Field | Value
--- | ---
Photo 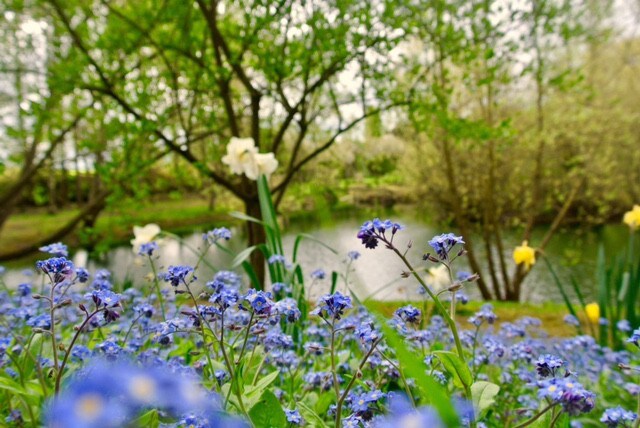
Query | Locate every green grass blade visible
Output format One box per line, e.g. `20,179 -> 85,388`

372,312 -> 460,427
542,256 -> 577,318
292,233 -> 338,263
228,210 -> 264,225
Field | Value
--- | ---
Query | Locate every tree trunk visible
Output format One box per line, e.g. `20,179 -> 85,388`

244,198 -> 266,290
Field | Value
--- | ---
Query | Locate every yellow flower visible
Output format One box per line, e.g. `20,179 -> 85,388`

513,241 -> 536,270
585,302 -> 600,324
623,205 -> 640,230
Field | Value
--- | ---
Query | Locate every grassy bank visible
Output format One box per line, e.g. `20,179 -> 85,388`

0,196 -> 237,257
0,186 -> 398,258
366,300 -> 577,337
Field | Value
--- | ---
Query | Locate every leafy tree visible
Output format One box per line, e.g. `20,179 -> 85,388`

35,0 -> 409,283
0,2 -> 171,259
403,0 -> 595,300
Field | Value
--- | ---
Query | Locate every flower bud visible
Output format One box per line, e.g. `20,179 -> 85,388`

32,294 -> 42,300
57,298 -> 72,308
448,282 -> 463,292
464,273 -> 480,283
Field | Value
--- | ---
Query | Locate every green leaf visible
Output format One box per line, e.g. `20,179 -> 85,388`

471,381 -> 500,418
373,313 -> 460,427
298,401 -> 329,428
0,376 -> 28,396
133,409 -> 160,428
542,256 -> 578,318
248,390 -> 287,428
258,175 -> 284,256
231,245 -> 259,268
292,233 -> 338,263
330,271 -> 339,294
433,351 -> 473,389
245,370 -> 280,401
229,211 -> 263,224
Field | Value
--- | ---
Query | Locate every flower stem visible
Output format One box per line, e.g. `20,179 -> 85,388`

330,319 -> 341,399
390,247 -> 475,425
335,337 -> 382,428
49,282 -> 59,373
148,256 -> 166,321
513,403 -> 558,428
55,308 -> 103,394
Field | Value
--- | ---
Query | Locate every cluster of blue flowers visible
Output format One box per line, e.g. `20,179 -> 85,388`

311,291 -> 353,320
427,233 -> 465,261
357,218 -> 403,249
47,360 -> 247,427
0,222 -> 638,427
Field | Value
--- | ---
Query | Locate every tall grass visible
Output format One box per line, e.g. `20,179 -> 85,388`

545,231 -> 639,348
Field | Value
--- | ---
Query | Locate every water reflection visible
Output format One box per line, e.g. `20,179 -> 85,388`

1,216 -> 630,304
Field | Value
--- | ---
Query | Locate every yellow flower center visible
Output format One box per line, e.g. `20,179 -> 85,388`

75,394 -> 104,421
129,375 -> 157,403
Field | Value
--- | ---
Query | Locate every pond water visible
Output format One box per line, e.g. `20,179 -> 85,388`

0,212 -> 630,304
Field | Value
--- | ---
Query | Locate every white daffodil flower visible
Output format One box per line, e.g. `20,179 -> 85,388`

131,224 -> 161,253
425,264 -> 450,292
221,137 -> 258,176
221,137 -> 278,180
245,152 -> 278,180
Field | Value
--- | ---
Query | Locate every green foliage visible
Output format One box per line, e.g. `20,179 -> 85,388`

373,311 -> 460,426
133,409 -> 160,428
545,228 -> 640,349
471,381 -> 500,420
433,350 -> 473,389
248,390 -> 287,428
595,233 -> 640,348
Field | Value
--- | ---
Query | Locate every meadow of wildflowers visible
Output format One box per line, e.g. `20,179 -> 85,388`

2,164 -> 640,428
0,215 -> 639,428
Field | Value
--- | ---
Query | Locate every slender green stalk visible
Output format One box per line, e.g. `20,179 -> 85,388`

379,350 -> 415,407
392,250 -> 466,370
183,282 -> 216,381
55,307 -> 104,394
330,319 -> 341,399
236,312 -> 255,365
48,280 -> 60,373
549,407 -> 562,427
147,256 -> 166,321
121,313 -> 145,348
390,247 -> 474,422
514,403 -> 558,428
219,312 -> 249,419
334,337 -> 383,427
450,291 -> 457,320
634,387 -> 640,428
